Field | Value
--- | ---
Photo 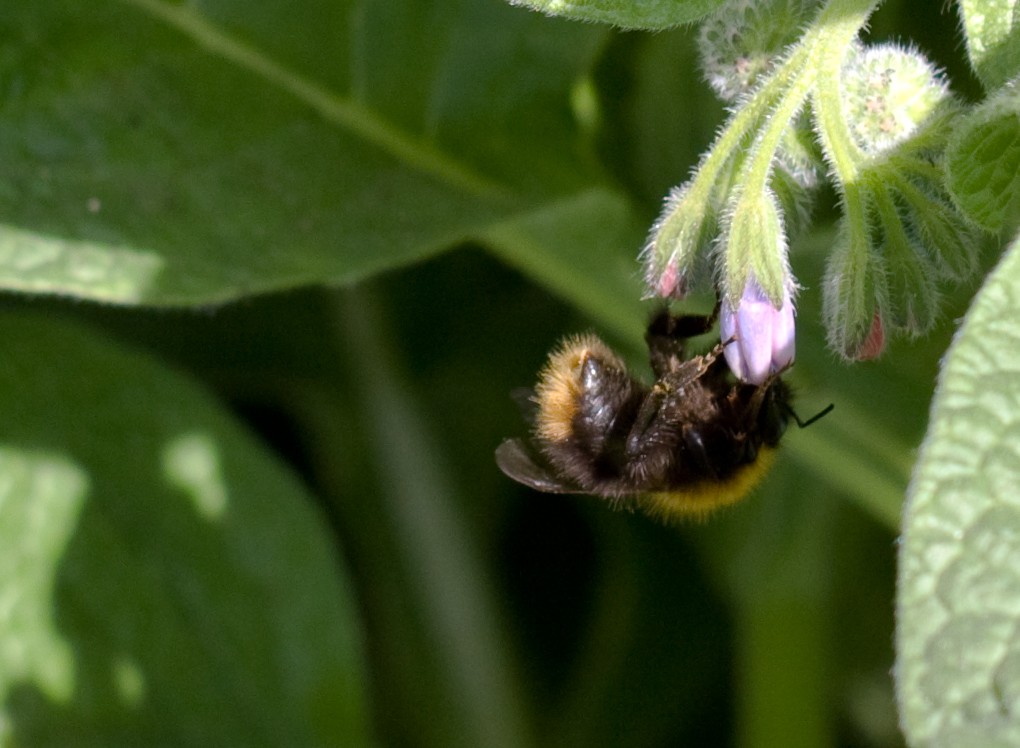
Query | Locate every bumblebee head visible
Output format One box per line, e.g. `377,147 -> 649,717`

756,378 -> 793,446
754,377 -> 832,446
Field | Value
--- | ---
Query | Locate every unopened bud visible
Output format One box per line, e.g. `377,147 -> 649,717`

853,309 -> 886,361
720,278 -> 796,384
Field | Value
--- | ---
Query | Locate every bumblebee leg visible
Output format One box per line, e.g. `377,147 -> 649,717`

647,304 -> 719,341
657,337 -> 732,396
742,372 -> 775,424
624,384 -> 668,457
646,304 -> 722,378
621,384 -> 681,489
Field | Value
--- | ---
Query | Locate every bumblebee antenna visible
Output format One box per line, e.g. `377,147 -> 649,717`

785,402 -> 834,429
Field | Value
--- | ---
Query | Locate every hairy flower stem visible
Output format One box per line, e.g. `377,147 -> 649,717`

651,0 -> 883,303
810,0 -> 884,298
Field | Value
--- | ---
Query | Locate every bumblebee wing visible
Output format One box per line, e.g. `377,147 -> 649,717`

495,438 -> 580,494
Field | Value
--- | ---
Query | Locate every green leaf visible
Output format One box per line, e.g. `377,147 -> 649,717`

0,0 -> 611,304
481,188 -> 647,342
957,0 -> 1020,90
897,232 -> 1020,747
0,313 -> 370,746
946,87 -> 1020,233
504,0 -> 723,30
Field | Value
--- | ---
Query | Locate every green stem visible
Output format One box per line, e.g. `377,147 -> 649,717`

653,0 -> 883,282
328,288 -> 533,748
682,42 -> 812,215
737,48 -> 815,200
811,0 -> 884,186
745,0 -> 882,197
806,0 -> 884,320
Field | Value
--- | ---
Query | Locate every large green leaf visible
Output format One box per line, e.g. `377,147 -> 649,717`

957,0 -> 1020,90
897,233 -> 1020,747
482,188 -> 648,341
0,0 -> 620,304
0,313 -> 370,746
504,0 -> 723,29
946,86 -> 1020,234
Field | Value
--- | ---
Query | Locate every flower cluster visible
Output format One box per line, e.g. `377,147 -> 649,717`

643,0 -> 981,373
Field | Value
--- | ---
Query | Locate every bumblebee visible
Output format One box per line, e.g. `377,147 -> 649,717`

495,309 -> 830,520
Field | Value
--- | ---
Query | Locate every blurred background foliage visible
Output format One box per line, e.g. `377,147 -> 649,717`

0,0 -> 997,745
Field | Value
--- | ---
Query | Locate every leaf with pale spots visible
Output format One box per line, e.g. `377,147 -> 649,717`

897,232 -> 1020,746
0,314 -> 370,745
958,0 -> 1020,90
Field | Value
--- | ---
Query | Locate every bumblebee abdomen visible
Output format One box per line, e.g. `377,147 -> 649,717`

643,447 -> 778,521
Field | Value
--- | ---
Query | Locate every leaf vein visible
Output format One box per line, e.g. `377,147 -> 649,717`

117,0 -> 509,199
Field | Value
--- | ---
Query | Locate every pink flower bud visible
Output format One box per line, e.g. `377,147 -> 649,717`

720,279 -> 796,384
853,309 -> 885,360
654,256 -> 688,300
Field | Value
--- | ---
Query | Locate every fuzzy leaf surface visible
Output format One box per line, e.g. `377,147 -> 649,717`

958,0 -> 1020,90
946,88 -> 1020,233
505,0 -> 723,29
897,232 -> 1020,747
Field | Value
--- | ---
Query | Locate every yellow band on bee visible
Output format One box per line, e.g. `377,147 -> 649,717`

643,446 -> 778,521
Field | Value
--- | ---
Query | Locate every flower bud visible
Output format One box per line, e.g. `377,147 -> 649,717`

720,277 -> 796,384
644,182 -> 719,299
654,256 -> 687,300
841,42 -> 949,155
698,0 -> 816,102
853,309 -> 886,361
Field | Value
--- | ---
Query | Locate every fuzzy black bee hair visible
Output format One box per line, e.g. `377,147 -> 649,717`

495,308 -> 830,520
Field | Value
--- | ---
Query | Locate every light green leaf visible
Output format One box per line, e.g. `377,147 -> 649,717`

505,0 -> 723,29
957,0 -> 1020,90
946,86 -> 1020,233
0,313 -> 370,746
897,233 -> 1020,746
0,0 -> 611,304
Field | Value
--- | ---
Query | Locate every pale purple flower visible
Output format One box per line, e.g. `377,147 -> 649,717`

720,278 -> 796,384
